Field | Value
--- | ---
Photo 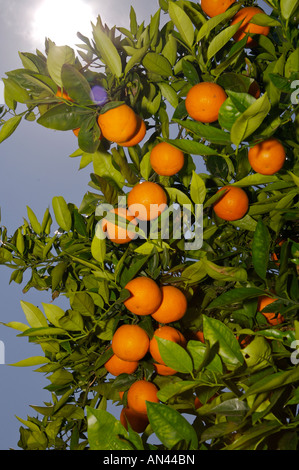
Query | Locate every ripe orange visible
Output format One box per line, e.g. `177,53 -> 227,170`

231,7 -> 270,47
101,208 -> 138,244
248,80 -> 261,99
248,138 -> 286,175
150,142 -> 185,176
185,82 -> 227,123
201,0 -> 235,18
151,285 -> 188,323
112,324 -> 150,361
119,116 -> 146,147
73,127 -> 80,136
97,104 -> 139,143
153,362 -> 177,376
120,407 -> 149,433
213,185 -> 249,221
257,295 -> 284,325
127,379 -> 159,415
55,88 -> 72,101
149,325 -> 187,365
127,181 -> 168,221
124,276 -> 162,316
104,351 -> 138,376
193,330 -> 205,343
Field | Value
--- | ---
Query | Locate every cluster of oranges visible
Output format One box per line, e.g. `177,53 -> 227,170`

201,1 -> 270,47
104,275 -> 189,431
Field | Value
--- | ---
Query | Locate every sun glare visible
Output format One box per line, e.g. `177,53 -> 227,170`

31,0 -> 95,47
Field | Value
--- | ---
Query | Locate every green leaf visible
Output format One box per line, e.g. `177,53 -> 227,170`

59,310 -> 84,332
0,115 -> 22,143
27,206 -> 42,235
92,23 -> 122,78
42,303 -> 65,328
47,43 -> 75,87
207,287 -> 263,309
244,367 -> 299,397
168,2 -> 194,48
202,258 -> 247,282
61,64 -> 92,104
190,171 -> 206,204
158,82 -> 179,108
230,93 -> 271,146
157,380 -> 196,402
9,356 -> 51,367
197,4 -> 240,42
92,150 -> 125,190
37,104 -> 91,131
187,341 -> 223,373
52,196 -> 72,231
143,52 -> 173,77
164,138 -> 217,155
20,301 -> 48,328
280,0 -> 298,20
207,22 -> 242,61
91,233 -> 106,264
174,118 -> 231,145
147,402 -> 198,449
86,407 -> 133,450
203,315 -> 244,368
2,77 -> 30,103
252,219 -> 270,280
124,45 -> 148,76
155,337 -> 194,373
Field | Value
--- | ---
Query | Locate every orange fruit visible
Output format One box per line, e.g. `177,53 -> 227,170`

150,142 -> 185,176
112,324 -> 150,361
127,181 -> 168,221
248,81 -> 261,99
104,351 -> 138,376
185,82 -> 227,123
127,380 -> 159,415
193,331 -> 205,343
151,285 -> 188,323
213,185 -> 249,221
119,116 -> 146,147
153,362 -> 177,376
120,407 -> 149,433
149,325 -> 187,365
231,7 -> 270,47
257,295 -> 284,325
97,104 -> 139,143
248,138 -> 286,175
55,88 -> 72,101
101,207 -> 138,244
201,0 -> 235,18
73,127 -> 80,136
124,276 -> 162,316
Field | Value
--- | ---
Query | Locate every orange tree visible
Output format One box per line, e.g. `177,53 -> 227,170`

0,0 -> 298,451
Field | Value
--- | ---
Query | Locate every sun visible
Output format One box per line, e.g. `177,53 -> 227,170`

31,0 -> 96,47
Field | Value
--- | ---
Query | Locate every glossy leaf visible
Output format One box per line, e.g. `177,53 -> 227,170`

47,43 -> 75,87
147,402 -> 198,449
0,115 -> 22,143
168,2 -> 194,48
86,407 -> 133,450
203,315 -> 244,368
155,337 -> 193,373
52,196 -> 72,232
252,219 -> 271,280
92,23 -> 122,78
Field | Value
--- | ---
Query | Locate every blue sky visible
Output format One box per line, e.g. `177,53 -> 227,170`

0,0 -> 162,449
